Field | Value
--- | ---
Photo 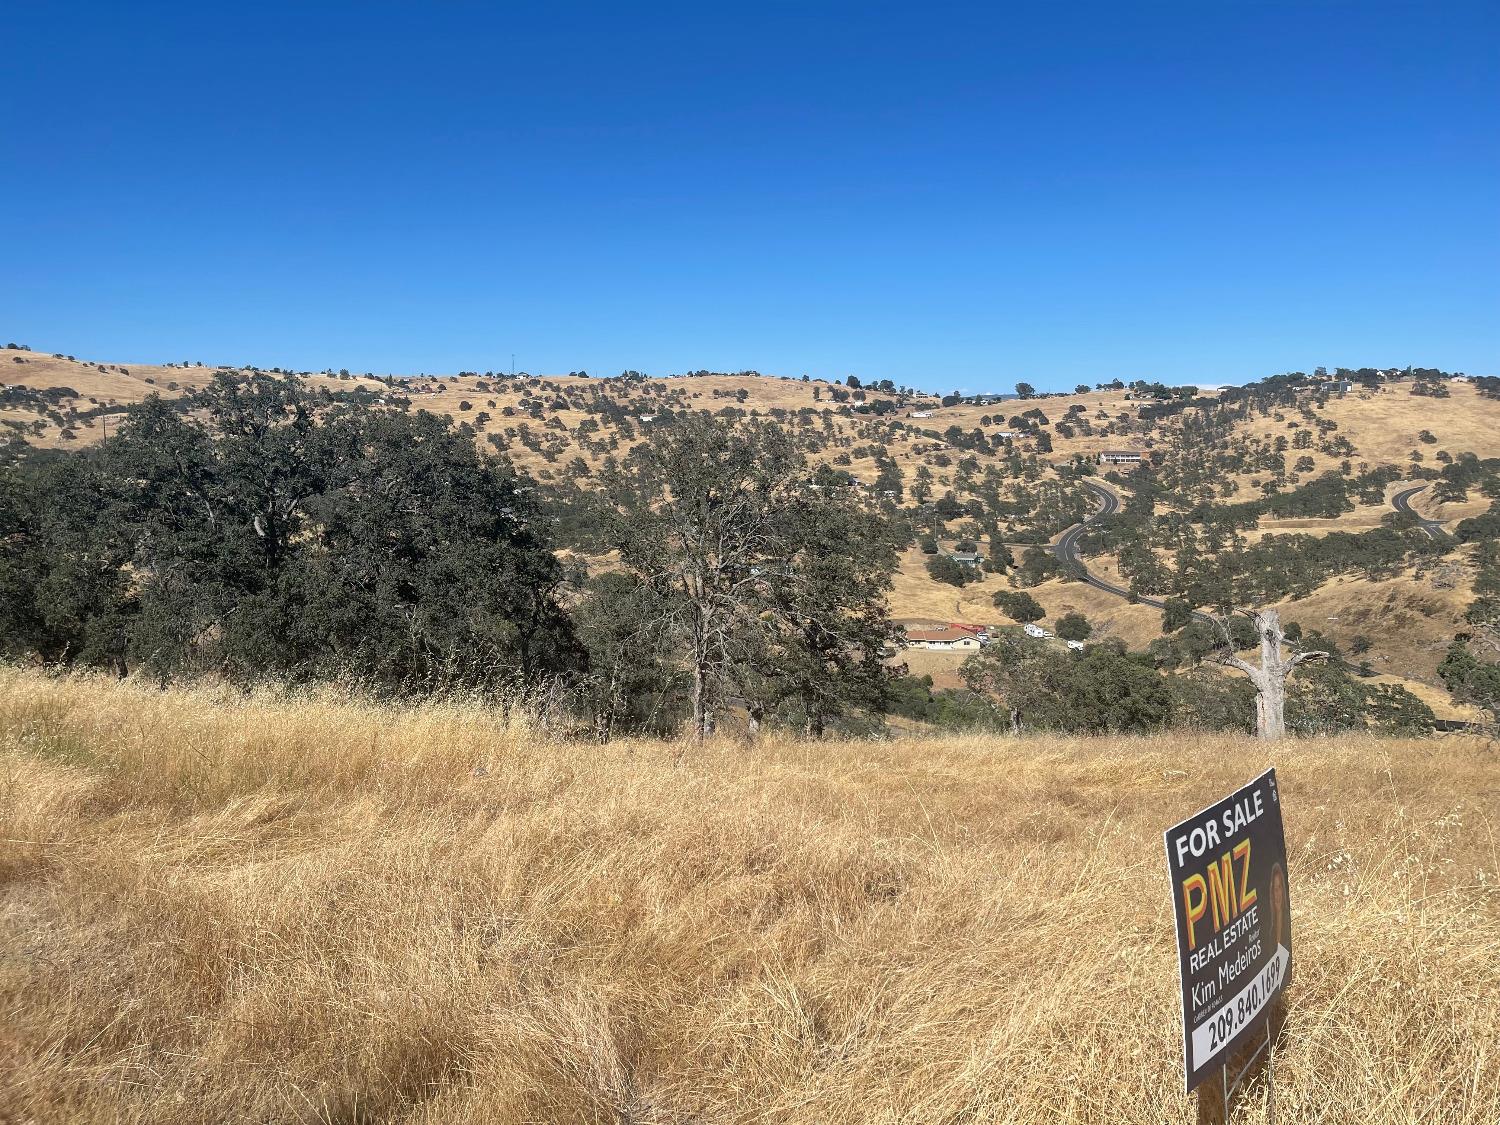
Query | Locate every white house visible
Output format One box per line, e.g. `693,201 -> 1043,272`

1099,449 -> 1143,465
903,626 -> 983,652
911,410 -> 934,419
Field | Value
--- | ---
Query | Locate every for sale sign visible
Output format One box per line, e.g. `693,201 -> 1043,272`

1164,768 -> 1292,1093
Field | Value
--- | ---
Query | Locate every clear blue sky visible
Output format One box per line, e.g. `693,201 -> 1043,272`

5,2 -> 1496,392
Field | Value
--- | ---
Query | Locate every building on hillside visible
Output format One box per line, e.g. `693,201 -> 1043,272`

1023,623 -> 1053,639
910,410 -> 934,418
903,626 -> 983,652
993,430 -> 1018,440
749,561 -> 792,578
1099,449 -> 1143,465
945,550 -> 985,569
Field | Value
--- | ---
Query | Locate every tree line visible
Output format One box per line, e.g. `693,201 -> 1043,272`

0,374 -> 899,740
0,371 -> 1458,741
2,377 -> 579,689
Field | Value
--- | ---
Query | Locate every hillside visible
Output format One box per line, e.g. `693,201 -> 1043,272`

8,350 -> 1498,505
1,670 -> 1495,1123
5,345 -> 1498,720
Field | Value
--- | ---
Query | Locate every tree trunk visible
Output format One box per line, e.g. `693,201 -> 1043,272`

1218,608 -> 1322,741
1253,610 -> 1289,741
691,658 -> 711,741
1257,675 -> 1286,741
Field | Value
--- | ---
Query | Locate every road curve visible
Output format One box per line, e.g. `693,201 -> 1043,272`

1051,480 -> 1213,620
1058,480 -> 1458,619
1053,482 -> 1223,625
1051,479 -> 1479,732
1390,484 -> 1451,542
1052,482 -> 1129,596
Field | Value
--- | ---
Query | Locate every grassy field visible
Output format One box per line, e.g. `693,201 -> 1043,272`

1,670 -> 1496,1123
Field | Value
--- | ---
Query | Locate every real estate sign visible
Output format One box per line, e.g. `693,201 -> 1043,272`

1164,768 -> 1292,1093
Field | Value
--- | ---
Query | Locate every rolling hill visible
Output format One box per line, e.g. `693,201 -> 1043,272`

4,345 -> 1497,721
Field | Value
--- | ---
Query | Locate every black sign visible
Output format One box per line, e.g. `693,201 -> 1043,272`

1163,768 -> 1292,1093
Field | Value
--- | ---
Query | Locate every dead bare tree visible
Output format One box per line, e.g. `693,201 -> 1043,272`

1213,608 -> 1327,740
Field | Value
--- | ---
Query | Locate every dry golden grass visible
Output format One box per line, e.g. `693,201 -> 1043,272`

1026,575 -> 1164,645
887,647 -> 971,690
1070,556 -> 1474,717
1413,496 -> 1492,530
1233,384 -> 1500,477
888,549 -> 1001,623
1241,503 -> 1394,542
1,669 -> 1496,1124
25,348 -> 1480,715
1269,570 -> 1474,692
0,353 -> 385,450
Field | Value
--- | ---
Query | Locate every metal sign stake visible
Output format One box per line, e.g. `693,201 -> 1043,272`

1220,1020 -> 1275,1123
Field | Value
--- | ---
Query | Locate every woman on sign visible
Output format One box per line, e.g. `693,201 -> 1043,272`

1269,862 -> 1291,956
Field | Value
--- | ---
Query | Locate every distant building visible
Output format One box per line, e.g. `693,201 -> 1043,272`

1023,623 -> 1053,639
903,626 -> 983,652
911,410 -> 934,419
1099,450 -> 1143,465
945,550 -> 985,569
749,562 -> 791,578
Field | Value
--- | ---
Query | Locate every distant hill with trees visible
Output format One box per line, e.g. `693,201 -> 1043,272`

2,346 -> 1496,736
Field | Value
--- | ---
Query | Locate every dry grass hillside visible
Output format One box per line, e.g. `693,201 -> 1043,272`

0,351 -> 385,448
8,348 -> 1496,481
1235,383 -> 1500,477
1,669 -> 1496,1124
6,345 -> 1497,716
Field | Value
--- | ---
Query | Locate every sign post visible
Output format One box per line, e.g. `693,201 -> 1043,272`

1164,768 -> 1292,1106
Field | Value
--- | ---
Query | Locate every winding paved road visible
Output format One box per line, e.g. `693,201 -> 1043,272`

1390,484 -> 1451,541
1050,479 -> 1217,619
1055,479 -> 1455,615
1385,485 -> 1476,729
1052,481 -> 1129,595
1048,478 -> 1477,731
